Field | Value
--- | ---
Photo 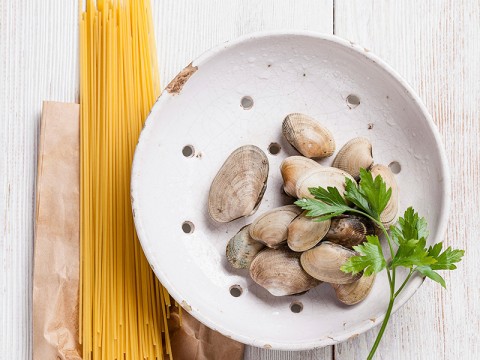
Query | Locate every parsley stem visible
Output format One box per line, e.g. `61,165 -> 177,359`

394,268 -> 414,298
367,289 -> 395,360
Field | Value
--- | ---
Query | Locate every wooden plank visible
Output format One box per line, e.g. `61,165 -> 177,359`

0,1 -> 334,359
152,0 -> 334,84
0,1 -> 79,359
153,3 -> 334,358
334,0 -> 480,358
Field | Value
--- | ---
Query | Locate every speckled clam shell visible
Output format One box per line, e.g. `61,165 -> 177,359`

282,113 -> 335,159
249,246 -> 321,296
332,274 -> 376,305
208,145 -> 268,223
249,205 -> 302,249
324,215 -> 376,249
300,241 -> 361,284
332,137 -> 374,180
295,167 -> 355,199
287,212 -> 331,252
280,156 -> 321,197
370,164 -> 398,227
226,225 -> 265,269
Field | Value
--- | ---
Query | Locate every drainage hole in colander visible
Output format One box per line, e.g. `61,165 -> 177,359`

229,285 -> 243,297
388,161 -> 401,174
290,301 -> 303,313
182,145 -> 195,158
240,96 -> 254,110
181,221 -> 195,234
346,94 -> 360,109
268,142 -> 281,155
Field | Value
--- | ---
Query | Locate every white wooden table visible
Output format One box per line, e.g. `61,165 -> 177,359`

1,1 -> 479,359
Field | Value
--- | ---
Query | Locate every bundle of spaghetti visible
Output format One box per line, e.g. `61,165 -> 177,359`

79,1 -> 177,359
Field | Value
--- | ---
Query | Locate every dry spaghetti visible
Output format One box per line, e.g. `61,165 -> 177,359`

79,1 -> 175,358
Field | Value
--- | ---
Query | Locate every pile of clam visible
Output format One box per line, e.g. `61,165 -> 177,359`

208,113 -> 398,305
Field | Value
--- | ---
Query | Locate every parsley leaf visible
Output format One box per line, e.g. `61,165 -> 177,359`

341,235 -> 386,276
294,198 -> 349,221
390,238 -> 437,269
416,266 -> 446,288
309,186 -> 347,206
344,168 -> 392,221
390,207 -> 429,245
428,244 -> 465,270
294,186 -> 351,221
292,168 -> 465,358
344,177 -> 373,216
415,244 -> 464,288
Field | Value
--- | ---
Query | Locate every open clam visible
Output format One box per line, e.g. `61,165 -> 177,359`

332,274 -> 376,305
226,225 -> 265,269
370,164 -> 398,227
280,156 -> 321,197
332,137 -> 374,180
249,205 -> 302,248
250,246 -> 321,296
287,212 -> 330,252
300,241 -> 361,284
282,113 -> 335,159
208,145 -> 268,223
324,215 -> 376,249
295,167 -> 355,199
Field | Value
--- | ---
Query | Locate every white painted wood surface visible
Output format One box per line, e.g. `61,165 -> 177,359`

1,1 -> 478,359
333,1 -> 480,359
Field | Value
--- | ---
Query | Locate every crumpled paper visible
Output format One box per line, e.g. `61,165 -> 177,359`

33,101 -> 244,360
33,101 -> 82,360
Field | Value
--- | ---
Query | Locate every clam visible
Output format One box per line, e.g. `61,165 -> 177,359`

332,274 -> 376,305
249,205 -> 302,248
324,215 -> 376,249
300,241 -> 361,284
280,156 -> 321,197
287,212 -> 331,252
249,246 -> 321,296
370,164 -> 398,227
282,113 -> 335,158
226,225 -> 265,269
208,145 -> 268,223
295,167 -> 355,199
332,137 -> 374,179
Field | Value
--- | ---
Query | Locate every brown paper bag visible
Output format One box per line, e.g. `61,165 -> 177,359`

33,101 -> 82,360
168,310 -> 245,360
33,101 -> 244,360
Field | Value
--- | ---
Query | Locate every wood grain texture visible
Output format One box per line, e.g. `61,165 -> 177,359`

2,1 -> 477,359
153,3 -> 333,359
0,1 -> 79,359
334,0 -> 480,358
0,1 -> 333,359
152,0 -> 334,85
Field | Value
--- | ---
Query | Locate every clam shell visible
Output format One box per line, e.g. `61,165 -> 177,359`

295,167 -> 355,199
208,145 -> 268,223
249,247 -> 321,296
282,113 -> 335,158
300,241 -> 361,284
332,274 -> 376,305
370,164 -> 398,227
324,215 -> 376,249
332,137 -> 374,179
287,212 -> 331,252
226,225 -> 265,269
249,205 -> 302,248
280,156 -> 321,197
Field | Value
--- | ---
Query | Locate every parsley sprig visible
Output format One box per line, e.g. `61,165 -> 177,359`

295,168 -> 464,359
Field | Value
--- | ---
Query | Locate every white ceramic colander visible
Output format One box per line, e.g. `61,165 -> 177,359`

131,31 -> 449,350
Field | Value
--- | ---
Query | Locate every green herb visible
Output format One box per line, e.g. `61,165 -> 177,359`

295,169 -> 464,359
